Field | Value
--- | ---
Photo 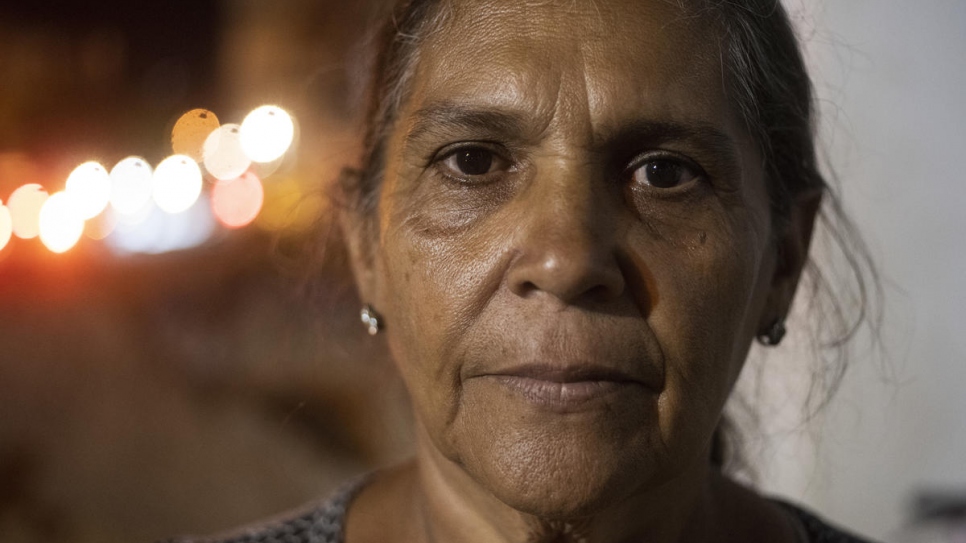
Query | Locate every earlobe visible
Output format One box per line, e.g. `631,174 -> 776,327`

760,189 -> 823,335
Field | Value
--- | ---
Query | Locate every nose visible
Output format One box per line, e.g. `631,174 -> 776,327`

506,160 -> 626,305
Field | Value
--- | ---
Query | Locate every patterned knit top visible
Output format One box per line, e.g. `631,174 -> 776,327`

168,477 -> 876,543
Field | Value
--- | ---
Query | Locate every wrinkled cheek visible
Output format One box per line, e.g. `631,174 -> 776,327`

653,234 -> 763,448
689,262 -> 756,380
376,236 -> 436,404
378,224 -> 495,441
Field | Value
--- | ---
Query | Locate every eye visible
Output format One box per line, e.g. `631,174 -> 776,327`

438,146 -> 508,179
631,158 -> 700,189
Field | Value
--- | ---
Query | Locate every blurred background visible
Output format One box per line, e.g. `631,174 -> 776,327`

0,0 -> 962,542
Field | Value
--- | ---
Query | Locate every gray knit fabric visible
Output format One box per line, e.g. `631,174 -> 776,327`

167,477 -> 877,543
164,476 -> 366,543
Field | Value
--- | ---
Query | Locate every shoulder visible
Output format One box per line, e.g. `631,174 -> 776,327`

772,500 -> 881,543
710,473 -> 878,543
162,476 -> 367,543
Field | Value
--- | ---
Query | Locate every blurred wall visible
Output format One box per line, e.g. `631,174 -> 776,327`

758,1 -> 966,540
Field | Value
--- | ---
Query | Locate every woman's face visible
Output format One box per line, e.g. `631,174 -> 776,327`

349,0 -> 804,518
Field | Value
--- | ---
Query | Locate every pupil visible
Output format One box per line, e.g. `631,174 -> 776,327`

456,149 -> 493,175
646,161 -> 680,188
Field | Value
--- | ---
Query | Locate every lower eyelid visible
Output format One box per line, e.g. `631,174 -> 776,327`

433,162 -> 496,185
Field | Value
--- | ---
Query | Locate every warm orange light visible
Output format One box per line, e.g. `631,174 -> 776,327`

65,161 -> 112,219
8,184 -> 49,239
203,124 -> 251,181
211,172 -> 264,229
0,153 -> 43,187
0,203 -> 12,251
172,109 -> 220,162
38,192 -> 85,253
255,175 -> 324,232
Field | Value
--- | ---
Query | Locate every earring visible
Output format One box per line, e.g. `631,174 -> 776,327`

757,319 -> 786,347
360,305 -> 381,336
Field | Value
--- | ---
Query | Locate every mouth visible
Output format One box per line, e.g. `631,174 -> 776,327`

479,364 -> 650,411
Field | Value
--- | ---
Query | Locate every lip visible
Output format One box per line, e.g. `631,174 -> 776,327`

477,364 -> 651,411
494,364 -> 639,383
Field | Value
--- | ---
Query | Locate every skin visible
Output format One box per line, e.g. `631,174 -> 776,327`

342,0 -> 819,541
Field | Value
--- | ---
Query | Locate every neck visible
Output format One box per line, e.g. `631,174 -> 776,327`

410,426 -> 720,543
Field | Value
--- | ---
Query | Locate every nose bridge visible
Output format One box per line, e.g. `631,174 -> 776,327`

528,156 -> 605,247
508,154 -> 624,303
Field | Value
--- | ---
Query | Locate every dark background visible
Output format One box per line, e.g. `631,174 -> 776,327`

0,1 -> 411,541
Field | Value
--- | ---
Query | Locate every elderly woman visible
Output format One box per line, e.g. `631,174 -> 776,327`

179,0 -> 877,541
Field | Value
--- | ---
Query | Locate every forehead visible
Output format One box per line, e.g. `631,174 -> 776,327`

407,0 -> 735,137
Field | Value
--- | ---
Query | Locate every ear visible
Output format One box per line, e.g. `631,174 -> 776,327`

760,189 -> 822,331
337,169 -> 382,308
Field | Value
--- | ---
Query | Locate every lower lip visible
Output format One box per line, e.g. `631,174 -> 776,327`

490,375 -> 644,410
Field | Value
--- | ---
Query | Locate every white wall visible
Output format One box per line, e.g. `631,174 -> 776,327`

758,1 -> 966,540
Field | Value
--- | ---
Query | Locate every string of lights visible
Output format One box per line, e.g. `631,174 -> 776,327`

0,105 -> 297,255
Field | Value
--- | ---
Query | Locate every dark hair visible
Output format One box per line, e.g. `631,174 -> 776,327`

341,0 -> 447,218
340,0 -> 881,471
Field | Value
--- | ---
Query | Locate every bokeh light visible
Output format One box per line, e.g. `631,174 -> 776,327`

107,196 -> 216,255
153,155 -> 203,214
248,153 -> 285,180
38,191 -> 85,253
110,157 -> 154,216
203,123 -> 251,180
85,211 -> 117,241
65,161 -> 112,219
240,105 -> 295,163
108,198 -> 154,227
0,106 -> 298,255
0,203 -> 12,252
172,108 -> 221,162
211,172 -> 264,229
8,184 -> 49,239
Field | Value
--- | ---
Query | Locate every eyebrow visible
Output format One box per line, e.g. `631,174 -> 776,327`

405,102 -> 529,146
598,119 -> 742,167
404,101 -> 742,169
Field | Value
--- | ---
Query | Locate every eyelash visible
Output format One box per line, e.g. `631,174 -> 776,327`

625,151 -> 706,190
432,143 -> 512,184
431,144 -> 706,190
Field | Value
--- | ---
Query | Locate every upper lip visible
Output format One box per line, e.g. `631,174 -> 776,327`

488,363 -> 641,384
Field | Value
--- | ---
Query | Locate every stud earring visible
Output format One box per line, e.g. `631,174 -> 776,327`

360,305 -> 381,336
757,319 -> 786,347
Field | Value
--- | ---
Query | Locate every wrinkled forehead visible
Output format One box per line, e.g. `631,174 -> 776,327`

405,0 -> 735,135
435,0 -> 720,52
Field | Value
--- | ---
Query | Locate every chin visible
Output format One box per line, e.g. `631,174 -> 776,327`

493,446 -> 649,519
430,376 -> 714,520
461,421 -> 668,520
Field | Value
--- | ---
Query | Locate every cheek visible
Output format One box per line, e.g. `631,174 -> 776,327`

379,160 -> 520,353
377,193 -> 510,440
639,207 -> 769,443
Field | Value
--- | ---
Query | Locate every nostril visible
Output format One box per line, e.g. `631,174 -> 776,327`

510,279 -> 540,298
585,283 -> 619,303
507,251 -> 626,304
